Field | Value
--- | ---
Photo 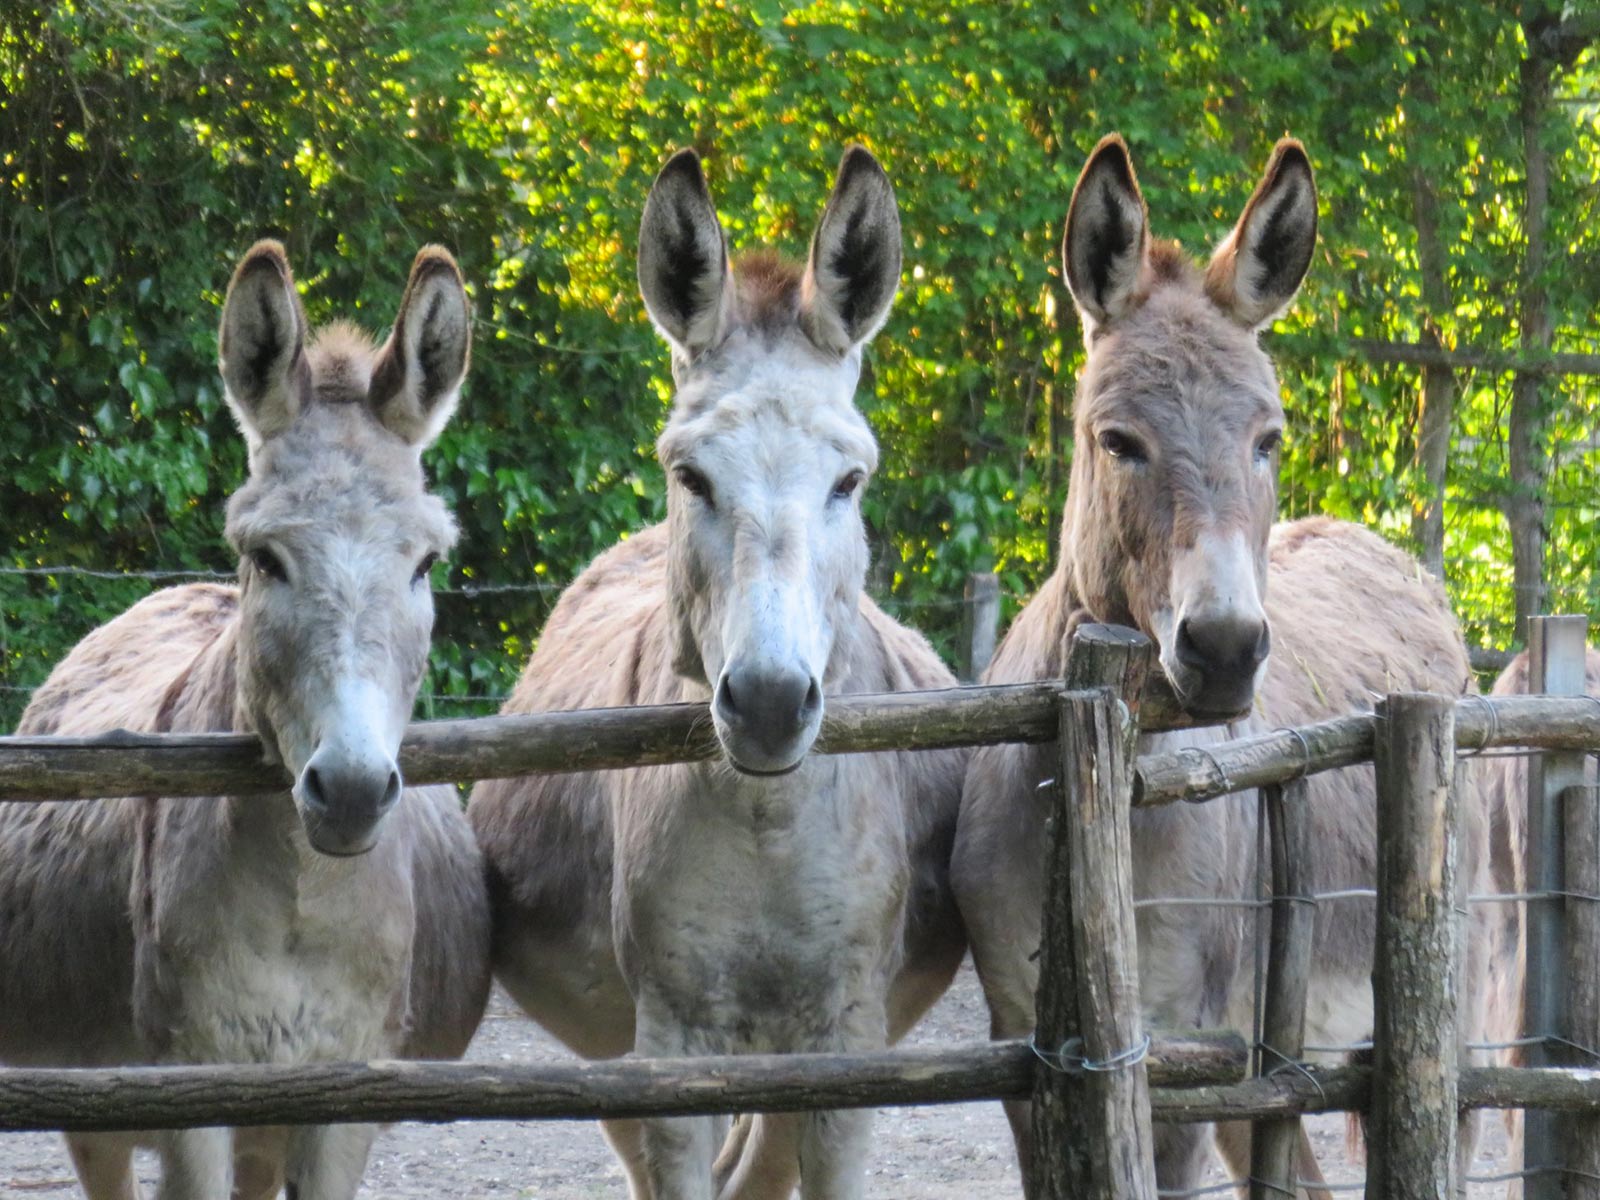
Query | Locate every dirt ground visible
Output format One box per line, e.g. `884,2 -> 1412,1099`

0,964 -> 1510,1199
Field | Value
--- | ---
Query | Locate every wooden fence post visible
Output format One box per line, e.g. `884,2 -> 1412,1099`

1249,778 -> 1316,1200
1369,691 -> 1460,1199
1030,624 -> 1157,1200
963,572 -> 1001,683
1524,613 -> 1589,1200
1565,781 -> 1600,1198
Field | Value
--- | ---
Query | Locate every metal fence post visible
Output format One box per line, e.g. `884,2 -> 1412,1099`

1525,614 -> 1590,1200
963,572 -> 1001,683
1370,691 -> 1460,1199
1030,624 -> 1157,1200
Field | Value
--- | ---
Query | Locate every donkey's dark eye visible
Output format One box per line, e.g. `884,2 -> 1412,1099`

1255,430 -> 1283,462
831,470 -> 866,502
1098,429 -> 1148,464
674,465 -> 714,507
413,551 -> 440,585
249,548 -> 287,582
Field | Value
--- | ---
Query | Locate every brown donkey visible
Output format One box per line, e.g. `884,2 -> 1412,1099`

470,148 -> 967,1200
0,243 -> 491,1200
950,137 -> 1516,1194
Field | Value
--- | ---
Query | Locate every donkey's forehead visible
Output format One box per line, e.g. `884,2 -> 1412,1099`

658,332 -> 878,468
1079,289 -> 1282,428
225,406 -> 457,551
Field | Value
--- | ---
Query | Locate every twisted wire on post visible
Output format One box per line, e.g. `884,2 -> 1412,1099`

1027,1031 -> 1151,1075
1460,693 -> 1500,756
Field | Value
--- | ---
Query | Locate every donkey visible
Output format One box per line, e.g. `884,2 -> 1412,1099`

0,241 -> 492,1200
949,136 -> 1516,1194
469,147 -> 967,1200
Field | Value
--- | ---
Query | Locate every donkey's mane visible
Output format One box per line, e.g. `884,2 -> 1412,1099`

1146,238 -> 1199,287
732,248 -> 804,333
308,320 -> 378,403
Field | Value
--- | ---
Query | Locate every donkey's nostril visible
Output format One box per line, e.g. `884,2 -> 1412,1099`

801,678 -> 822,719
380,769 -> 402,813
716,672 -> 740,719
300,766 -> 328,813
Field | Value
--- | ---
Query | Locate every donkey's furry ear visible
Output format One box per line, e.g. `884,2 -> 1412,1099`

219,240 -> 306,449
1063,135 -> 1149,332
1205,139 -> 1317,329
369,246 -> 472,447
638,149 -> 732,361
801,145 -> 902,355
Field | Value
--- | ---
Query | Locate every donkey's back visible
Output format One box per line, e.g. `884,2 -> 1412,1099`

0,582 -> 236,1068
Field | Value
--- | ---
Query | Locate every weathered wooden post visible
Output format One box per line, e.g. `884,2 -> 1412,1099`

1249,778 -> 1316,1200
1565,779 -> 1600,1196
963,572 -> 1002,683
1525,614 -> 1591,1200
1369,691 -> 1459,1199
1030,623 -> 1157,1200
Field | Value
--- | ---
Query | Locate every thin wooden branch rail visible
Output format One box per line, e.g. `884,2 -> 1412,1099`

1135,694 -> 1600,808
6,1054 -> 1597,1134
0,1033 -> 1246,1133
0,677 -> 1218,803
5,687 -> 1599,807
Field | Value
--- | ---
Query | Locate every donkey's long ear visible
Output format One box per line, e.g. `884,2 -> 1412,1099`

219,240 -> 307,450
638,149 -> 732,361
369,246 -> 472,447
1063,134 -> 1150,332
800,145 -> 902,355
1205,139 -> 1317,329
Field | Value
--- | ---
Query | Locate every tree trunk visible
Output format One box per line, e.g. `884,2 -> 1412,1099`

1406,19 -> 1455,581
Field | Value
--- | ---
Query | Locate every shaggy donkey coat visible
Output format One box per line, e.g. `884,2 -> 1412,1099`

950,136 -> 1518,1195
471,148 -> 966,1200
0,243 -> 491,1200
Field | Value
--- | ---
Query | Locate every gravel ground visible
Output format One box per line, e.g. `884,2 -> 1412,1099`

0,965 -> 1510,1198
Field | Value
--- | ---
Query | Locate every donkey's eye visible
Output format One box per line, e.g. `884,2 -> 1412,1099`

249,548 -> 287,582
413,551 -> 440,585
1255,430 -> 1283,463
830,470 -> 865,502
674,465 -> 714,507
1098,429 -> 1148,464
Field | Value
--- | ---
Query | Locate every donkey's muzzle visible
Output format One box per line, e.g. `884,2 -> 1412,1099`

295,753 -> 403,856
713,660 -> 824,775
1172,611 -> 1271,717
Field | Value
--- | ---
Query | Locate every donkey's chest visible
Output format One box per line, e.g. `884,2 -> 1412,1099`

617,778 -> 907,1030
144,858 -> 415,1064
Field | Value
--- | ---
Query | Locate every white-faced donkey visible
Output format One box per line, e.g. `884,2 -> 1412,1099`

950,136 -> 1520,1195
470,148 -> 968,1200
0,242 -> 492,1200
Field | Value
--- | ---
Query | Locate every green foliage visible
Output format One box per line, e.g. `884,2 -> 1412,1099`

2,1 -> 1596,730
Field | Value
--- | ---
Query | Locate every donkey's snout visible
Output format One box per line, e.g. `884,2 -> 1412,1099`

713,661 -> 823,775
296,751 -> 402,857
1172,611 -> 1271,716
1176,612 -> 1271,676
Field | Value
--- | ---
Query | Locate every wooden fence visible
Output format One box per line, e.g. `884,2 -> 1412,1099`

2,617 -> 1599,1198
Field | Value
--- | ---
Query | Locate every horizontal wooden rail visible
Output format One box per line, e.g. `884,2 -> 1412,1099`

0,1032 -> 1245,1133
6,1050 -> 1596,1133
0,677 -> 1215,803
1152,1066 -> 1600,1122
1135,695 -> 1600,807
4,690 -> 1596,806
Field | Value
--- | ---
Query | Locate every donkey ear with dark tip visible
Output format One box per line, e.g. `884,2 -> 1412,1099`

801,145 -> 902,355
219,240 -> 307,451
368,246 -> 472,448
638,149 -> 732,361
1063,134 -> 1150,332
1205,139 -> 1318,329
